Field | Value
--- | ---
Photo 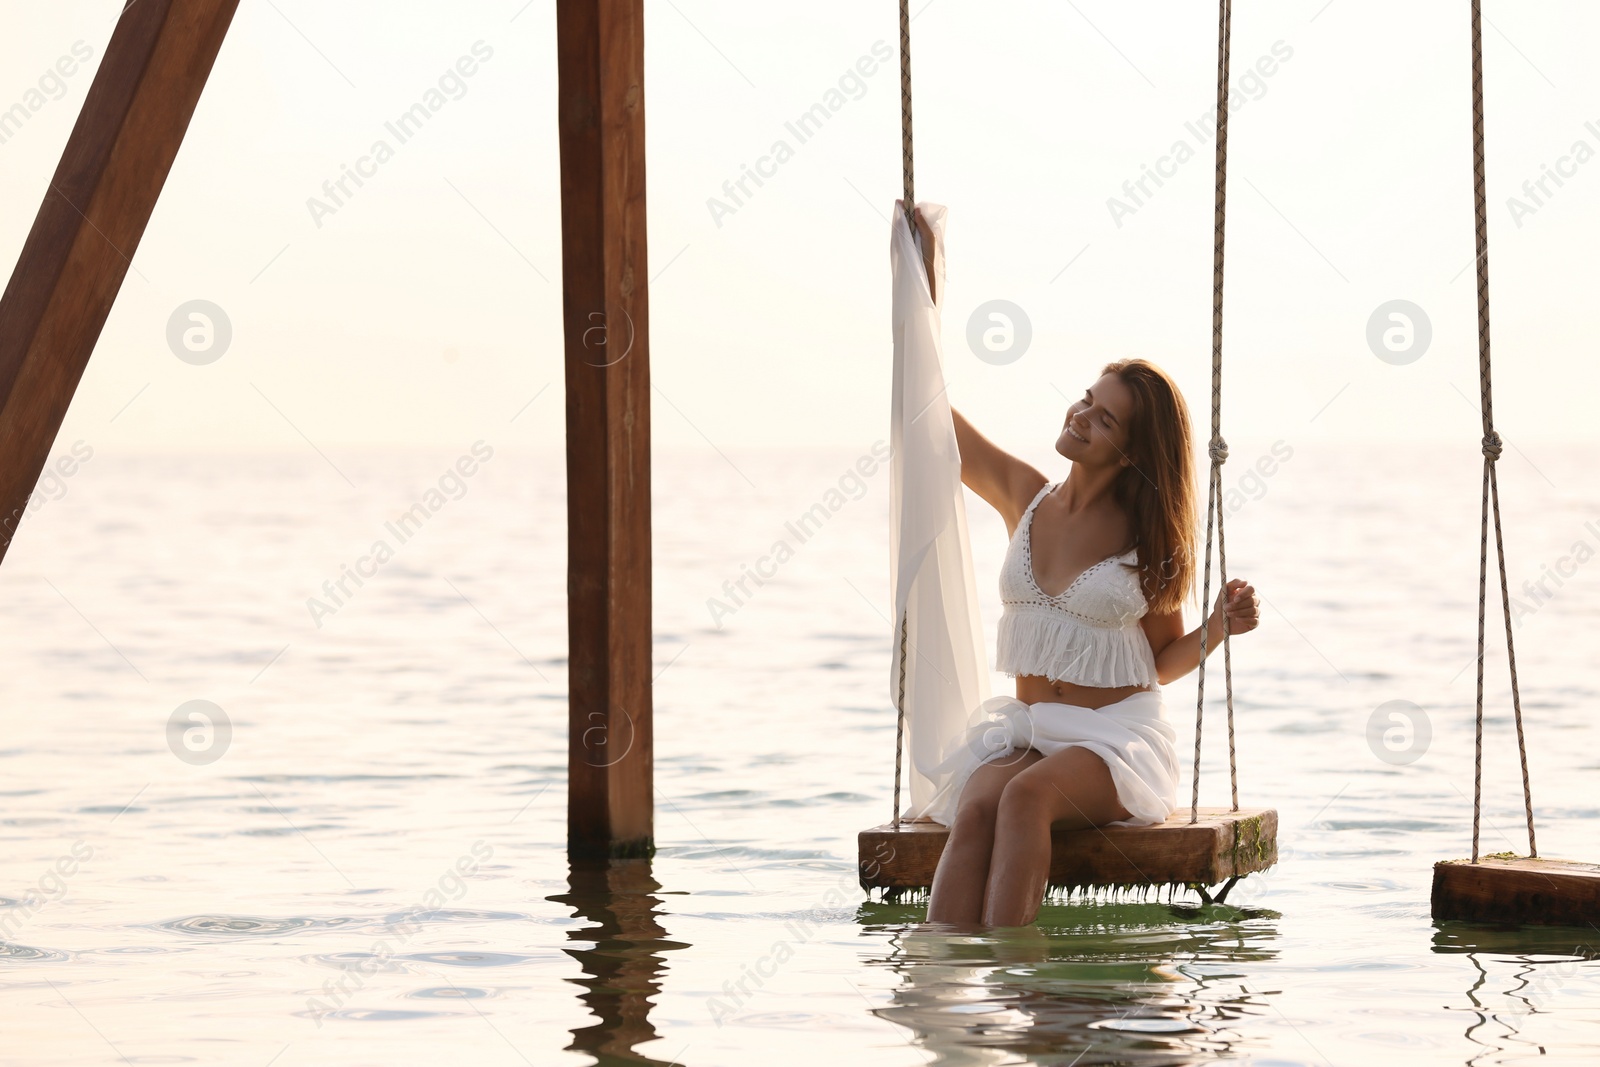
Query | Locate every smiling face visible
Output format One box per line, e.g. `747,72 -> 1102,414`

1055,372 -> 1136,465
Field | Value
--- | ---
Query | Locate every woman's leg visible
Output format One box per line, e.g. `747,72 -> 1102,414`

980,746 -> 1132,927
925,749 -> 1043,925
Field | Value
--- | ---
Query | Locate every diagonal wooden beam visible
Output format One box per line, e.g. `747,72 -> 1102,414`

557,0 -> 653,859
0,0 -> 240,564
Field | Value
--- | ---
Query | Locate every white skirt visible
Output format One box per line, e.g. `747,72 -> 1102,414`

902,688 -> 1180,829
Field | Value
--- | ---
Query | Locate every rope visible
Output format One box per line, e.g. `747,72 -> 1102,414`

899,0 -> 914,229
1191,0 -> 1239,824
893,617 -> 908,827
1468,0 -> 1536,863
891,0 -> 913,829
1220,464 -> 1239,811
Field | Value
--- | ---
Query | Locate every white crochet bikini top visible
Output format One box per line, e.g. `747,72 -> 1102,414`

995,482 -> 1160,688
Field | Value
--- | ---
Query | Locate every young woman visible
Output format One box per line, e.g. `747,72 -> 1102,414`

904,208 -> 1261,928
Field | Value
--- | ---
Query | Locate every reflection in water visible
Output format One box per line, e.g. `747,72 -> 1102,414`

859,899 -> 1282,1066
548,858 -> 690,1066
1433,923 -> 1600,1066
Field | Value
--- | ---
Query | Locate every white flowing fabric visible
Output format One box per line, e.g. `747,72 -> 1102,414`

911,691 -> 1181,830
888,202 -> 992,824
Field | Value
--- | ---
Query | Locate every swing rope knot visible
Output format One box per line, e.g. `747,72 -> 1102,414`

1480,430 -> 1502,461
1208,436 -> 1229,465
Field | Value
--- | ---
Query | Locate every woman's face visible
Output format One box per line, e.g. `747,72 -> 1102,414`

1055,372 -> 1135,465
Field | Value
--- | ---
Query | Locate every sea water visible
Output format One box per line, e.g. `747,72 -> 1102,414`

2,439 -> 1598,1065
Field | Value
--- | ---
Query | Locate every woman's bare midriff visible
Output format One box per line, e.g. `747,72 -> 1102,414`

1015,674 -> 1152,710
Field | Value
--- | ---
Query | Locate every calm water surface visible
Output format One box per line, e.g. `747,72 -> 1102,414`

2,440 -> 1598,1065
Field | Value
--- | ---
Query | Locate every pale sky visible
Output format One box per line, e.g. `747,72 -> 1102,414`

2,0 -> 1598,456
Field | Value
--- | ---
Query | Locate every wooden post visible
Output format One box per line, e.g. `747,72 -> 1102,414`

557,0 -> 653,859
0,0 -> 240,565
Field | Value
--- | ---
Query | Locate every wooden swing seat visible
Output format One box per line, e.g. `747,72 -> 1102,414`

859,806 -> 1277,896
1432,855 -> 1600,927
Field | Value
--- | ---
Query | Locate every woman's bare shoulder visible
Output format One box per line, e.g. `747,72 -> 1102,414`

999,468 -> 1050,538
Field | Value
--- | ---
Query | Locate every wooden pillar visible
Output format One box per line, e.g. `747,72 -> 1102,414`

0,0 -> 240,565
557,0 -> 652,859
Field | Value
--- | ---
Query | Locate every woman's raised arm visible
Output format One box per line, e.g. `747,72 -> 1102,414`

951,407 -> 1046,536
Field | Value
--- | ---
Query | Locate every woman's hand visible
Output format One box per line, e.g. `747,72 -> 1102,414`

1209,578 -> 1259,637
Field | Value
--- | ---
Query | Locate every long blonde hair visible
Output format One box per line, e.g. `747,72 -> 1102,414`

1101,358 -> 1199,616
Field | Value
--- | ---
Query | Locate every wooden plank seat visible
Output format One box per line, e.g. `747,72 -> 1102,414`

1432,855 -> 1600,927
859,807 -> 1278,901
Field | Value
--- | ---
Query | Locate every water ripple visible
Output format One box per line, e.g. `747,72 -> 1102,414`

401,951 -> 535,968
409,985 -> 492,1000
296,1007 -> 457,1023
0,941 -> 69,962
383,909 -> 529,925
155,915 -> 319,938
